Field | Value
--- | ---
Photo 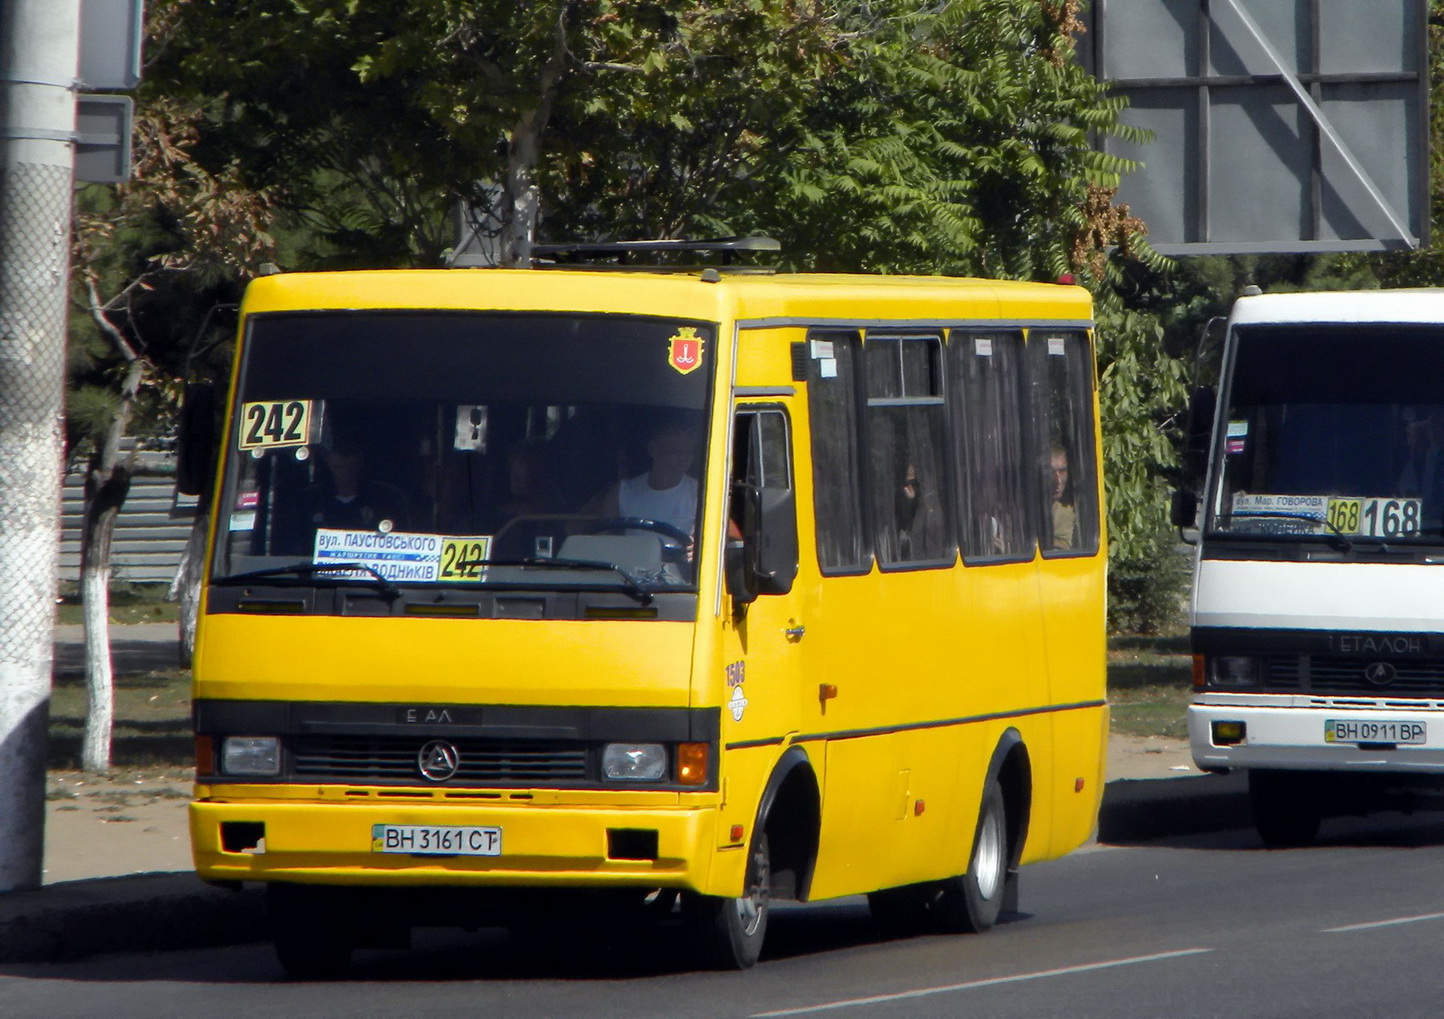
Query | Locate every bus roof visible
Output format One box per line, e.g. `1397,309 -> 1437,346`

1230,288 -> 1444,327
239,268 -> 1093,328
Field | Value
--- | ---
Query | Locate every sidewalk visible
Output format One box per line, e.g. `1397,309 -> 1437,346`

0,624 -> 1246,964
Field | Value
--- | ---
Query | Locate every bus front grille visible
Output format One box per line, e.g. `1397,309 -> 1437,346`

1307,657 -> 1444,698
291,735 -> 590,786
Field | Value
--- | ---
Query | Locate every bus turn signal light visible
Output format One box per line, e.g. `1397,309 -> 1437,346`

195,735 -> 214,777
677,743 -> 709,785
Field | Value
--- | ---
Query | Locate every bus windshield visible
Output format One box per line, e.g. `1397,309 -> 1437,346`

1212,323 -> 1444,543
213,311 -> 714,591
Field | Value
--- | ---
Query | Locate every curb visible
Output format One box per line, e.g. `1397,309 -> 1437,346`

0,774 -> 1250,966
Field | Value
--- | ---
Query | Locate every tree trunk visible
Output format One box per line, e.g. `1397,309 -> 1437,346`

498,14 -> 570,267
78,482 -> 119,774
78,357 -> 145,774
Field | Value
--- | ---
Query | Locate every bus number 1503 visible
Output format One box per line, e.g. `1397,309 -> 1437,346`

1326,497 -> 1421,538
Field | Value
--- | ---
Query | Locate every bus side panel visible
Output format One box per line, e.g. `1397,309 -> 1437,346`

1036,557 -> 1108,859
1041,705 -> 1108,857
806,725 -> 988,900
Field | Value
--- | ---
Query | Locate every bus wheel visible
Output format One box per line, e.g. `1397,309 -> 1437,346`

932,781 -> 1008,934
1249,770 -> 1322,848
684,833 -> 770,969
269,884 -> 354,979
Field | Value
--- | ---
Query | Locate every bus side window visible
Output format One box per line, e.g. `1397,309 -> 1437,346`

730,407 -> 798,596
1028,331 -> 1099,555
949,331 -> 1030,562
864,334 -> 955,568
805,331 -> 871,574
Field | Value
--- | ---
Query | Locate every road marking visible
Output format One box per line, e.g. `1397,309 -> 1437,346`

749,948 -> 1215,1017
1323,911 -> 1444,933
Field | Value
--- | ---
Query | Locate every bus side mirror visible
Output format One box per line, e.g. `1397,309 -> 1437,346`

1184,386 -> 1216,483
1170,489 -> 1198,529
725,538 -> 758,605
726,484 -> 799,604
754,486 -> 798,596
176,383 -> 217,498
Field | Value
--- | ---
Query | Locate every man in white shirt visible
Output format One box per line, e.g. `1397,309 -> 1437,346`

589,420 -> 700,538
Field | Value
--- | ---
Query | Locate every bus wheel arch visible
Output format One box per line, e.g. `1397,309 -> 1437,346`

756,745 -> 821,902
932,729 -> 1031,934
987,728 -> 1032,874
685,746 -> 818,968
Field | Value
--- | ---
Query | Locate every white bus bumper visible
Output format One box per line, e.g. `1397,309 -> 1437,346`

1189,696 -> 1444,773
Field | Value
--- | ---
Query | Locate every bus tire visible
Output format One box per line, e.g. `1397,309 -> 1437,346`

1249,770 -> 1322,848
684,833 -> 770,969
932,781 -> 1008,934
269,884 -> 354,979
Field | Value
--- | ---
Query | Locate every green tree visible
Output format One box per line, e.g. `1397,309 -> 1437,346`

69,4 -> 278,770
148,0 -> 1172,631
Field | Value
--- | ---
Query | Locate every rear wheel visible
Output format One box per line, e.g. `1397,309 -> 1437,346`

1249,770 -> 1323,848
684,833 -> 770,969
932,781 -> 1009,934
269,884 -> 354,979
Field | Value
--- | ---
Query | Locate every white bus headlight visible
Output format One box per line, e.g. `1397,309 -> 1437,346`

221,736 -> 281,776
602,743 -> 667,781
1211,656 -> 1260,688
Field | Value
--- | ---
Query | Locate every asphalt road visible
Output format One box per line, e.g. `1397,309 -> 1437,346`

6,811 -> 1444,1018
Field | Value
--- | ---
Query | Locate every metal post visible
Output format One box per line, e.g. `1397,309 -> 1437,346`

0,0 -> 80,892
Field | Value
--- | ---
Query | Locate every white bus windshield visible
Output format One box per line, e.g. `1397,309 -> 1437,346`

213,312 -> 714,591
1212,324 -> 1444,543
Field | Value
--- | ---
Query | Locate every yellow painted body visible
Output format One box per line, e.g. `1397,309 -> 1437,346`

191,269 -> 1106,900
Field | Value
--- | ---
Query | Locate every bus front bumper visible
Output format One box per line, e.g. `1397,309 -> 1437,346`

1189,697 -> 1444,773
190,794 -> 739,894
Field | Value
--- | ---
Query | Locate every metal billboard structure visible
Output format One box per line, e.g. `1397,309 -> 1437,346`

1083,0 -> 1429,254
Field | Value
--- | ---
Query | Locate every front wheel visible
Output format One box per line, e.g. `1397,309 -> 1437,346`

932,781 -> 1009,934
684,833 -> 770,969
1249,770 -> 1323,848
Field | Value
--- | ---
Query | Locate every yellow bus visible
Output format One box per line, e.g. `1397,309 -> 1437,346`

185,245 -> 1107,976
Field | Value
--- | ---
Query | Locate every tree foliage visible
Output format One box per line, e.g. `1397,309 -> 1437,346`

67,0 -> 279,771
762,0 -> 1146,278
134,0 -> 1187,632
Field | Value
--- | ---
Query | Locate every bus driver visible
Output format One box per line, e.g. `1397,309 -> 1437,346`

588,419 -> 700,539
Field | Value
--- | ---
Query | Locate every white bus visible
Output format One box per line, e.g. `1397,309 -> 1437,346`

1176,288 -> 1444,846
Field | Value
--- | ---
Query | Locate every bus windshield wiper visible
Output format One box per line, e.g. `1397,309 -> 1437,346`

220,562 -> 400,598
1216,511 -> 1353,552
473,558 -> 655,605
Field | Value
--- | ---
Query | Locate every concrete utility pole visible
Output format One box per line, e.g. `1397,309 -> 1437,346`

0,0 -> 81,892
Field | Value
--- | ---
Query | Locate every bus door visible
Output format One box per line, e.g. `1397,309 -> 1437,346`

716,402 -> 804,849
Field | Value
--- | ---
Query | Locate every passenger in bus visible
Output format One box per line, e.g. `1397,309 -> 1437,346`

306,438 -> 410,532
1049,446 -> 1077,550
1399,407 -> 1444,506
587,418 -> 699,539
497,439 -> 563,523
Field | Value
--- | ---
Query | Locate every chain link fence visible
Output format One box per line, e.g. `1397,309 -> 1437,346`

0,161 -> 70,659
0,160 -> 72,889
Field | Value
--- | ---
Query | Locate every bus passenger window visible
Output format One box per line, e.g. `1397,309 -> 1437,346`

805,332 -> 871,574
949,332 -> 1030,561
864,335 -> 954,567
1029,331 -> 1098,555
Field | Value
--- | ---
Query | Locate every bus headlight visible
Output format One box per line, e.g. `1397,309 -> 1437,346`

1211,656 -> 1261,688
221,736 -> 281,776
602,743 -> 666,781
